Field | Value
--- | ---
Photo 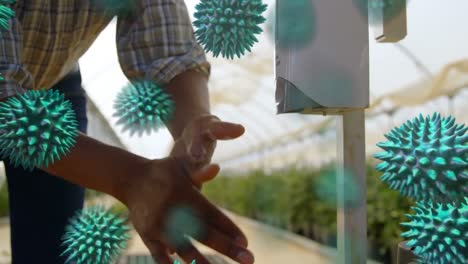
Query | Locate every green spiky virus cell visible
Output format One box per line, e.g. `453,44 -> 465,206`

374,113 -> 468,204
113,80 -> 175,137
401,198 -> 468,264
0,89 -> 78,170
61,206 -> 131,264
0,0 -> 15,30
193,0 -> 268,59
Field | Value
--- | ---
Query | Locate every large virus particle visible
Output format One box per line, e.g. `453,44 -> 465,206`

0,89 -> 78,171
265,0 -> 316,49
354,0 -> 410,26
0,0 -> 15,30
61,205 -> 131,264
401,198 -> 468,264
193,0 -> 268,59
374,113 -> 468,204
113,80 -> 175,137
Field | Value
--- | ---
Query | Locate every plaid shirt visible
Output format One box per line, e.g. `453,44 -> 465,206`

0,0 -> 210,100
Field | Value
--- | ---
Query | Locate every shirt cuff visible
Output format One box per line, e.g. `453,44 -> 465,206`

187,62 -> 211,79
143,42 -> 211,86
0,79 -> 27,101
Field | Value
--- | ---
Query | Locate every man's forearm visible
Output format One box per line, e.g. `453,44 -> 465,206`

44,132 -> 149,203
165,69 -> 211,139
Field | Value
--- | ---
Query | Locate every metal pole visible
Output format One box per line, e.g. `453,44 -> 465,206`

336,110 -> 367,263
397,241 -> 418,264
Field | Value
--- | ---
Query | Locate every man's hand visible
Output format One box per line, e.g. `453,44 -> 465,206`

170,115 -> 245,188
123,158 -> 254,264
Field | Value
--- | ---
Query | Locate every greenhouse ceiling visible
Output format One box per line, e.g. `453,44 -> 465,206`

79,0 -> 468,169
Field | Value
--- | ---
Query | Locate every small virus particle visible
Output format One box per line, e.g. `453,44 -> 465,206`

401,198 -> 468,264
0,89 -> 78,170
164,206 -> 204,250
0,0 -> 15,30
173,260 -> 196,264
61,205 -> 131,264
265,0 -> 316,49
113,80 -> 175,137
90,0 -> 136,17
374,113 -> 468,204
315,168 -> 363,209
193,0 -> 268,59
354,0 -> 410,25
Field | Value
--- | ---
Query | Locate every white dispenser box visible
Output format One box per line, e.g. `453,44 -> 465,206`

275,0 -> 370,115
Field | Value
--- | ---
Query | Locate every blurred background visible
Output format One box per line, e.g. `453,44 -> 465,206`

1,0 -> 468,263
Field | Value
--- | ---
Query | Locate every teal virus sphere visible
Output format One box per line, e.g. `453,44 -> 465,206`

0,0 -> 15,30
164,206 -> 204,249
401,198 -> 468,264
113,80 -> 175,137
0,89 -> 78,170
90,0 -> 135,17
374,113 -> 468,204
354,0 -> 410,26
193,0 -> 268,59
61,206 -> 131,264
315,168 -> 364,209
265,0 -> 316,49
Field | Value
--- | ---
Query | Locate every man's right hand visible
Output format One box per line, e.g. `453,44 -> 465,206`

121,157 -> 254,264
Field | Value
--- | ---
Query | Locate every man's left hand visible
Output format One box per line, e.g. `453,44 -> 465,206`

170,115 -> 245,188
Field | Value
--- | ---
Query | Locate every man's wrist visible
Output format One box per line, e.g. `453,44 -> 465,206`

44,133 -> 151,205
165,69 -> 211,139
112,156 -> 151,204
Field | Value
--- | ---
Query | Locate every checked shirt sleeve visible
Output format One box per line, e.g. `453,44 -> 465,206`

115,0 -> 210,86
0,7 -> 34,101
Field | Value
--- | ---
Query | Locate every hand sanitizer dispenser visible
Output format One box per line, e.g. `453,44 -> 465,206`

371,0 -> 408,42
275,0 -> 370,115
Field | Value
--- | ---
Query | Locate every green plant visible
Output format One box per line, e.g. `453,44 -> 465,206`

203,164 -> 411,262
282,168 -> 316,234
0,182 -> 9,217
367,164 -> 414,256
